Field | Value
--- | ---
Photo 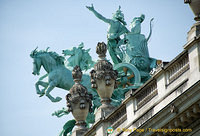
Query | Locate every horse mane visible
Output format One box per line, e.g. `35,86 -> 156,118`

36,50 -> 65,65
48,52 -> 65,65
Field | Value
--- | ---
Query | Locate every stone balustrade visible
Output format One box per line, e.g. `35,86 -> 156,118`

166,52 -> 189,85
109,105 -> 127,129
135,80 -> 158,110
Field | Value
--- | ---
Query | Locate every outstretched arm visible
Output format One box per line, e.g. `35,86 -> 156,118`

86,4 -> 111,24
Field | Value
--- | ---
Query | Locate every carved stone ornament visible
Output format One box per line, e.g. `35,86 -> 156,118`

90,42 -> 118,90
96,42 -> 107,59
90,42 -> 118,109
72,65 -> 82,83
66,66 -> 93,130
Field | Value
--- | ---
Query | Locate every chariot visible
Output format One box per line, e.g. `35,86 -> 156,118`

112,32 -> 160,89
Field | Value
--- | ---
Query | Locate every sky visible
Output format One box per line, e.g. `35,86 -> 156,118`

0,0 -> 195,136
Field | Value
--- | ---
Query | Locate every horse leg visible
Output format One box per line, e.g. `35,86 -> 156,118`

39,81 -> 49,97
45,81 -> 62,102
35,81 -> 48,96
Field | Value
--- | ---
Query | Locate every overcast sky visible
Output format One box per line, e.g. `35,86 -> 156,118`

0,0 -> 195,136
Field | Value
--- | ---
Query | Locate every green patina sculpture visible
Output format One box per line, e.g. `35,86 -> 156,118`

62,42 -> 95,71
31,5 -> 161,136
87,4 -> 158,86
52,107 -> 69,117
30,47 -> 96,103
126,14 -> 153,60
86,4 -> 129,64
119,15 -> 156,83
59,119 -> 76,136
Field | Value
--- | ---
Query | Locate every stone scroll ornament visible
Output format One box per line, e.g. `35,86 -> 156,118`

66,66 -> 93,130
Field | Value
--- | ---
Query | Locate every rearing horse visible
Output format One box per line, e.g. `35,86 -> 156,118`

30,48 -> 75,102
30,47 -> 121,108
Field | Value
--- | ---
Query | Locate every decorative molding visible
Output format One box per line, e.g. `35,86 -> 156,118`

162,102 -> 200,135
135,108 -> 154,128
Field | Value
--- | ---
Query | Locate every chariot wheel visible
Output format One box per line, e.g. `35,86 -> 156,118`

114,63 -> 141,88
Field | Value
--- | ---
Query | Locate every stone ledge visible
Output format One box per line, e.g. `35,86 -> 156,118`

184,34 -> 200,50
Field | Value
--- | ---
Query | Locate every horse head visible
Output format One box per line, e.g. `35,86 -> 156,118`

31,47 -> 66,75
30,47 -> 42,75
